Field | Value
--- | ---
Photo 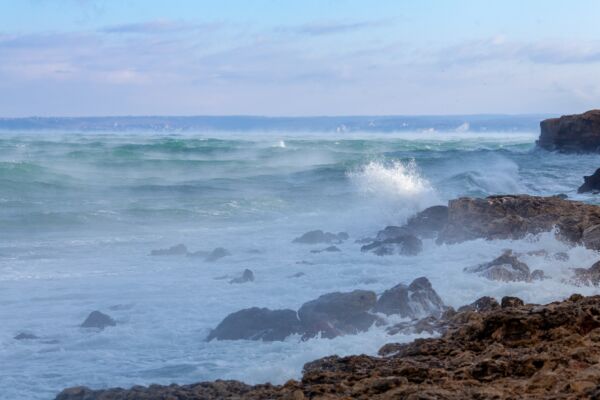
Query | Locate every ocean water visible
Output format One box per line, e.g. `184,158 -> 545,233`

2,125 -> 600,399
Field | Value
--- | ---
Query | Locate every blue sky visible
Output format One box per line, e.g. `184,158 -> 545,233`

1,0 -> 600,116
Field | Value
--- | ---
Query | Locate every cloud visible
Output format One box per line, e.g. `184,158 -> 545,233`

100,19 -> 219,35
279,19 -> 392,36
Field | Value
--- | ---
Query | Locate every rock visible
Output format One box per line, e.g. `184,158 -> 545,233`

437,195 -> 600,250
292,230 -> 348,244
229,269 -> 254,284
554,251 -> 570,261
501,296 -> 524,308
530,269 -> 547,281
81,311 -> 116,329
206,307 -> 302,341
555,193 -> 568,199
402,205 -> 449,238
288,272 -> 306,278
578,168 -> 600,193
465,250 -> 532,282
374,277 -> 445,318
360,234 -> 422,256
56,294 -> 600,400
386,315 -> 440,335
205,247 -> 230,262
310,245 -> 341,253
457,296 -> 500,313
538,110 -> 600,152
571,260 -> 600,286
298,290 -> 377,338
150,243 -> 187,256
14,332 -> 39,340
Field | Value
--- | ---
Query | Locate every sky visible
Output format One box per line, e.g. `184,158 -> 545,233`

1,0 -> 600,117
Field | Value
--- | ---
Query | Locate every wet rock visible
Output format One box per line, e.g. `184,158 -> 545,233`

150,243 -> 187,256
14,332 -> 39,340
292,230 -> 348,244
386,315 -> 439,335
501,296 -> 524,308
554,251 -> 570,261
298,290 -> 377,338
402,205 -> 449,238
374,277 -> 445,318
578,168 -> 600,193
465,250 -> 532,282
555,193 -> 568,199
437,195 -> 600,250
288,272 -> 305,278
206,307 -> 302,341
457,296 -> 500,313
205,247 -> 231,262
81,311 -> 116,329
361,234 -> 422,256
571,260 -> 600,286
538,110 -> 600,152
229,269 -> 254,284
310,245 -> 341,253
531,269 -> 547,281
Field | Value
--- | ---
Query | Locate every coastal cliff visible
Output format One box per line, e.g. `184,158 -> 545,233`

538,110 -> 600,152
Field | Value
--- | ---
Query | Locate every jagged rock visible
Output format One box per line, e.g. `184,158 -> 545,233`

386,315 -> 439,335
578,168 -> 600,193
402,205 -> 449,238
81,311 -> 116,329
457,296 -> 500,313
500,296 -> 524,308
206,307 -> 302,341
437,195 -> 600,250
538,110 -> 600,152
554,251 -> 570,261
14,332 -> 39,340
150,243 -> 187,256
292,230 -> 348,244
571,260 -> 600,286
310,245 -> 341,253
298,290 -> 377,339
360,234 -> 422,256
56,295 -> 600,400
374,277 -> 445,318
229,269 -> 254,284
465,250 -> 532,282
530,269 -> 547,281
205,247 -> 230,262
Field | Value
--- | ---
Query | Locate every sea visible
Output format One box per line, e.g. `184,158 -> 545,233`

1,115 -> 600,399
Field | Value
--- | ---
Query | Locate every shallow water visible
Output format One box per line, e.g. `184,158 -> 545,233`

2,128 -> 600,399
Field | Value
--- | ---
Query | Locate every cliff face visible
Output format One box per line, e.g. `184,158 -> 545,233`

538,110 -> 600,152
55,294 -> 600,399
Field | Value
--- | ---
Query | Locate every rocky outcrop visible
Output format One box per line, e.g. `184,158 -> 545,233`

229,269 -> 254,284
465,250 -> 546,282
538,110 -> 600,152
298,290 -> 378,339
374,277 -> 445,318
360,234 -> 422,256
292,230 -> 349,244
571,260 -> 600,287
81,311 -> 116,329
14,332 -> 39,340
56,294 -> 600,400
579,168 -> 600,193
206,308 -> 302,341
150,243 -> 187,256
437,195 -> 600,249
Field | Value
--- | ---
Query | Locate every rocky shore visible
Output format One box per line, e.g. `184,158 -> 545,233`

538,109 -> 600,152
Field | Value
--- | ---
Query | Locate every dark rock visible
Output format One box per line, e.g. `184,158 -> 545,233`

554,251 -> 570,261
289,272 -> 306,278
207,308 -> 302,341
538,110 -> 600,152
465,250 -> 532,282
14,332 -> 39,340
150,243 -> 187,256
457,296 -> 500,313
310,245 -> 341,253
571,260 -> 600,286
293,230 -> 348,244
205,247 -> 231,262
501,296 -> 524,308
530,269 -> 546,281
374,277 -> 445,318
403,205 -> 449,238
578,168 -> 600,193
81,311 -> 116,329
229,269 -> 254,284
361,234 -> 422,256
554,193 -> 568,199
298,290 -> 377,339
436,195 -> 600,250
386,315 -> 439,335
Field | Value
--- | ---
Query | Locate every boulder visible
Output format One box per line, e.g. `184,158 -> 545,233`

571,260 -> 600,286
579,168 -> 600,193
437,195 -> 600,250
465,250 -> 532,282
374,277 -> 445,318
81,311 -> 116,329
500,296 -> 524,308
538,110 -> 600,152
310,245 -> 341,253
457,296 -> 500,313
360,234 -> 422,256
229,269 -> 254,284
14,332 -> 39,340
206,307 -> 302,341
150,244 -> 188,256
402,205 -> 449,238
298,290 -> 377,338
293,230 -> 348,244
205,247 -> 230,262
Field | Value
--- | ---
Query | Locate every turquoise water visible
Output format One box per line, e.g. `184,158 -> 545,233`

2,129 -> 600,399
